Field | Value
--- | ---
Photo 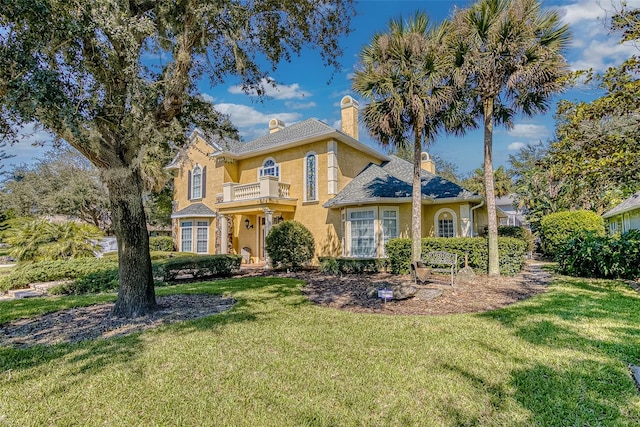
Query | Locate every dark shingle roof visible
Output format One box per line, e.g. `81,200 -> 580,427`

324,156 -> 480,208
603,191 -> 640,218
171,203 -> 217,218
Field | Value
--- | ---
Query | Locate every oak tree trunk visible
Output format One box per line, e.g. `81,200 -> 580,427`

104,166 -> 156,317
483,98 -> 500,276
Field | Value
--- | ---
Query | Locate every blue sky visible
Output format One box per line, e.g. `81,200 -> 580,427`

6,0 -> 639,175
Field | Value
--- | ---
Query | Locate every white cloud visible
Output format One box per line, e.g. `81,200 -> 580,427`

571,38 -> 638,71
557,0 -> 640,71
200,93 -> 215,104
556,0 -> 608,26
215,103 -> 301,128
228,78 -> 311,100
285,101 -> 317,110
507,124 -> 550,140
508,142 -> 526,151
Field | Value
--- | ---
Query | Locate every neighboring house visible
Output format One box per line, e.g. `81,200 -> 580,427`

168,96 -> 495,262
602,191 -> 640,235
496,195 -> 527,227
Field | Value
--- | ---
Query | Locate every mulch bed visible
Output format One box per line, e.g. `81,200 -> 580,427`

297,261 -> 552,315
0,294 -> 235,348
0,262 -> 552,348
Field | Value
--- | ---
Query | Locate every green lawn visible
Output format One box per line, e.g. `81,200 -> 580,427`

1,274 -> 639,426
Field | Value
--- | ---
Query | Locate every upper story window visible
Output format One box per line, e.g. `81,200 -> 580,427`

259,158 -> 280,179
188,165 -> 206,200
305,152 -> 317,202
192,165 -> 202,199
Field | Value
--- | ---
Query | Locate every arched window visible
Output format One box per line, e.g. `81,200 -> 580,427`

434,208 -> 457,238
304,152 -> 317,201
259,158 -> 280,178
191,165 -> 202,199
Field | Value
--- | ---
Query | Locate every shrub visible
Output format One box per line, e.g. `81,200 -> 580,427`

0,257 -> 118,292
556,230 -> 640,279
385,237 -> 527,276
318,257 -> 387,274
149,236 -> 175,252
265,220 -> 315,271
498,226 -> 535,253
4,219 -> 103,261
539,210 -> 604,256
158,255 -> 242,282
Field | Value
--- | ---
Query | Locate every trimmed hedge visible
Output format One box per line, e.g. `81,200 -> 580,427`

498,226 -> 535,253
539,210 -> 605,256
0,258 -> 119,292
149,236 -> 175,252
556,230 -> 640,279
385,237 -> 527,276
158,255 -> 242,282
318,257 -> 387,274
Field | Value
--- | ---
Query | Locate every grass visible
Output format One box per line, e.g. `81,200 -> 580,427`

1,274 -> 639,426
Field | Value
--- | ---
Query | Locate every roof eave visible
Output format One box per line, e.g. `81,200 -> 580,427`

213,129 -> 390,162
603,205 -> 640,219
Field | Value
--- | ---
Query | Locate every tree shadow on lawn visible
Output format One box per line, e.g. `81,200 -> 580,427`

0,334 -> 143,383
480,276 -> 640,423
0,278 -> 305,376
158,277 -> 309,335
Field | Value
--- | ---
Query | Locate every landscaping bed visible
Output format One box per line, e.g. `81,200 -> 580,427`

299,260 -> 551,315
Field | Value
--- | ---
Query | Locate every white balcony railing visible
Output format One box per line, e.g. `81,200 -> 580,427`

220,175 -> 291,203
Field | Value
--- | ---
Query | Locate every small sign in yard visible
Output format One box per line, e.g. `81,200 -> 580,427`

377,288 -> 393,302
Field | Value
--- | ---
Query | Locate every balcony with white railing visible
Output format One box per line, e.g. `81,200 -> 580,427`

219,175 -> 292,203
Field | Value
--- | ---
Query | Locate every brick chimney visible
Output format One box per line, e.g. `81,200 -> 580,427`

340,95 -> 359,140
421,152 -> 435,174
269,118 -> 285,133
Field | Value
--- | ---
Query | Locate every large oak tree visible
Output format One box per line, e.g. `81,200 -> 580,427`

0,0 -> 354,317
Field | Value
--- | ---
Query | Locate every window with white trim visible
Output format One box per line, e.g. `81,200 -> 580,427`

181,221 -> 193,252
259,158 -> 280,179
381,209 -> 398,256
349,209 -> 376,257
196,221 -> 209,253
435,209 -> 457,238
304,152 -> 317,201
192,166 -> 202,199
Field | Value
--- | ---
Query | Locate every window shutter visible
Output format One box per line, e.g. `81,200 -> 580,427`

187,170 -> 192,200
201,166 -> 207,198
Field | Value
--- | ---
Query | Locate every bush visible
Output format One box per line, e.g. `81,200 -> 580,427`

158,255 -> 242,282
265,220 -> 315,271
498,226 -> 535,253
4,219 -> 103,261
556,230 -> 640,279
385,237 -> 527,276
539,210 -> 605,256
318,257 -> 387,274
0,257 -> 118,292
149,236 -> 175,252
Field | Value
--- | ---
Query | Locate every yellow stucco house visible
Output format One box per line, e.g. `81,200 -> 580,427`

168,96 -> 493,263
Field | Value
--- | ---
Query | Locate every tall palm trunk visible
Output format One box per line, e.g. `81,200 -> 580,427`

483,97 -> 500,276
104,166 -> 156,317
412,128 -> 423,262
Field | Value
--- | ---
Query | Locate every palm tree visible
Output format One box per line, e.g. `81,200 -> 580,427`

352,13 -> 453,262
449,0 -> 570,275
